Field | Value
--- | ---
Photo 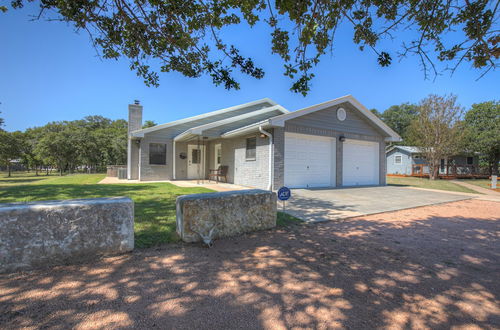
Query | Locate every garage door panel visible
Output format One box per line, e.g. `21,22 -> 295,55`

284,133 -> 335,188
342,139 -> 379,186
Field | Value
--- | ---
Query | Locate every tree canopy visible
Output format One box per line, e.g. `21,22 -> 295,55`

5,0 -> 499,95
11,116 -> 128,175
464,100 -> 500,174
142,120 -> 157,129
380,103 -> 419,143
408,94 -> 466,179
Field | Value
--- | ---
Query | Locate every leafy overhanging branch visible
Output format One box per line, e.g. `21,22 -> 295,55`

6,0 -> 500,95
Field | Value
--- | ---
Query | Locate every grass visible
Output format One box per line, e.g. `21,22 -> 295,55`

456,179 -> 492,189
277,211 -> 302,227
387,176 -> 479,194
0,172 -> 213,248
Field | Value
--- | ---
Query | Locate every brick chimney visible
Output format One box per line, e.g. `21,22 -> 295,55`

128,100 -> 143,134
127,100 -> 143,180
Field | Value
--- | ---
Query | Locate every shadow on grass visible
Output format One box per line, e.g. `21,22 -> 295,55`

0,201 -> 498,328
0,178 -> 47,184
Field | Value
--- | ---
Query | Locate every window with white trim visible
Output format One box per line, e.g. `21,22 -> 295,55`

394,155 -> 402,164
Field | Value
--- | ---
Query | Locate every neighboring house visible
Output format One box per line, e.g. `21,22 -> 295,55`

386,145 -> 481,177
127,95 -> 401,189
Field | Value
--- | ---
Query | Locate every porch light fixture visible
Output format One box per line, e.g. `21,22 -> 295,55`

260,133 -> 268,138
339,135 -> 346,142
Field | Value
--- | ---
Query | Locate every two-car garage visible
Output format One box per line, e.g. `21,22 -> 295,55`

284,132 -> 380,188
274,96 -> 400,189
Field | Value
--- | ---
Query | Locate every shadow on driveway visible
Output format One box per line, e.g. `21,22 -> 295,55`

0,200 -> 498,329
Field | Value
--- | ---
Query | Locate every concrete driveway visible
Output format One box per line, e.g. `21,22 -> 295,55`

283,186 -> 475,222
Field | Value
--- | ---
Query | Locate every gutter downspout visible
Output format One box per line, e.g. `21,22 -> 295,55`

172,141 -> 176,180
259,126 -> 273,191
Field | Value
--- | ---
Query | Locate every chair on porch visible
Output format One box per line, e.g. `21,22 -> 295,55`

208,165 -> 228,183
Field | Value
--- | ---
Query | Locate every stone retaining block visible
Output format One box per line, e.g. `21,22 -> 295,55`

176,189 -> 277,243
0,197 -> 134,273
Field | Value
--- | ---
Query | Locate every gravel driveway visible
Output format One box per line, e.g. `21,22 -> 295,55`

1,200 -> 499,329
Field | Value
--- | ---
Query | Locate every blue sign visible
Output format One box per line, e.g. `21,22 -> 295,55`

277,187 -> 291,201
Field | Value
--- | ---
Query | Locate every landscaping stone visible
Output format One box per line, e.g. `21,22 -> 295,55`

0,197 -> 134,273
176,189 -> 277,243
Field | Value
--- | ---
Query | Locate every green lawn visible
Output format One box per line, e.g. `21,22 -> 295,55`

456,179 -> 493,190
0,172 -> 212,248
387,176 -> 480,194
0,172 -> 299,248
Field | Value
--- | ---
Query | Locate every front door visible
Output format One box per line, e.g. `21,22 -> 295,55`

187,145 -> 205,179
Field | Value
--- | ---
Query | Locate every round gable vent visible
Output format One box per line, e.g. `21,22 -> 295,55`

337,108 -> 346,121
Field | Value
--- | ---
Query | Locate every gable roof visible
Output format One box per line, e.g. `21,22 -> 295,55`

131,98 -> 278,137
386,146 -> 423,154
268,95 -> 401,142
222,95 -> 402,141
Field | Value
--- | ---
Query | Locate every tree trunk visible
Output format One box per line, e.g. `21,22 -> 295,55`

35,166 -> 39,176
430,162 -> 439,180
7,164 -> 11,177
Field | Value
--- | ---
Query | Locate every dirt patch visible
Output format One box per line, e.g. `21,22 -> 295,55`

1,200 -> 499,329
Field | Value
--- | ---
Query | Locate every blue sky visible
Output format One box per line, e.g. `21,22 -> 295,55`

1,3 -> 499,132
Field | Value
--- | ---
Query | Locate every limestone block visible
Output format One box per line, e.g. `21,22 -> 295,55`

176,190 -> 277,243
0,197 -> 134,273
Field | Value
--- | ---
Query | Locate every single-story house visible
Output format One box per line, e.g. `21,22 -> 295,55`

386,145 -> 480,177
127,95 -> 401,189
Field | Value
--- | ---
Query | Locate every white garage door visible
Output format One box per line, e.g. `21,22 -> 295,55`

284,133 -> 335,188
342,139 -> 380,186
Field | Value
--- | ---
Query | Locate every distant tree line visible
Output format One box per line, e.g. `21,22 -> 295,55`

0,116 -> 128,176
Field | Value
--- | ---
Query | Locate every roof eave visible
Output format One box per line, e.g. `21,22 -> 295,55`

221,120 -> 272,138
130,97 -> 280,135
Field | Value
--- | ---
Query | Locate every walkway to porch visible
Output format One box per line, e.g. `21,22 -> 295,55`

98,177 -> 250,192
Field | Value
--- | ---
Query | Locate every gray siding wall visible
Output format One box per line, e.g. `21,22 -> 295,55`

286,102 -> 387,137
273,128 -> 285,189
386,149 -> 412,175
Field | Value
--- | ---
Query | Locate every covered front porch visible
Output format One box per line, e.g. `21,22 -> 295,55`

173,137 -> 229,182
